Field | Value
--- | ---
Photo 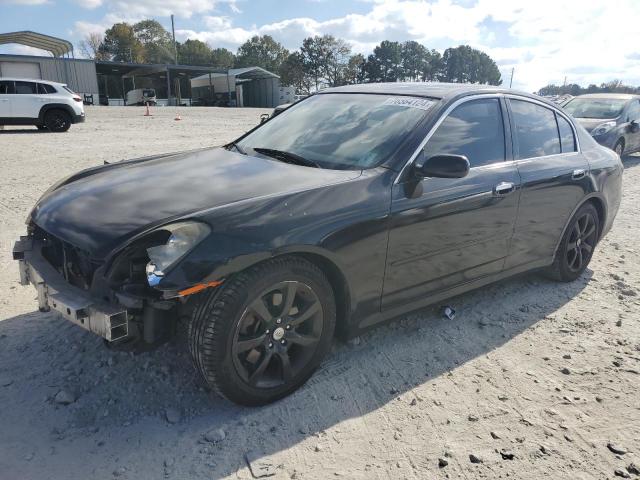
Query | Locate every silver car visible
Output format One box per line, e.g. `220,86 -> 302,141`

563,93 -> 640,156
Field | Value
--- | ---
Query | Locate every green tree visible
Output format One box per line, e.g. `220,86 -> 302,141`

177,39 -> 212,66
299,35 -> 351,88
344,53 -> 366,84
236,35 -> 288,73
365,40 -> 403,82
211,47 -> 235,68
441,45 -> 502,85
100,23 -> 144,62
279,51 -> 310,93
133,19 -> 174,63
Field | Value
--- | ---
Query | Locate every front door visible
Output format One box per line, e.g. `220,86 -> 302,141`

624,99 -> 640,153
12,81 -> 41,119
383,97 -> 521,310
504,97 -> 591,269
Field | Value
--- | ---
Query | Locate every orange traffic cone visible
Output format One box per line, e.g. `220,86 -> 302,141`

144,102 -> 152,116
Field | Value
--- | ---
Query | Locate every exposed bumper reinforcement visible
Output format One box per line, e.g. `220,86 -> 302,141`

13,236 -> 129,342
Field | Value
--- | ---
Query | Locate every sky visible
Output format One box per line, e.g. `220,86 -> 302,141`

0,0 -> 639,92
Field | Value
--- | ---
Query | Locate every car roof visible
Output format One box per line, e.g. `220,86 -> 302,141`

320,81 -> 529,99
572,93 -> 639,100
0,77 -> 65,86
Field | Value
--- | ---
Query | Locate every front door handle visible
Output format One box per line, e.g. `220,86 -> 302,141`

572,169 -> 586,180
494,181 -> 515,196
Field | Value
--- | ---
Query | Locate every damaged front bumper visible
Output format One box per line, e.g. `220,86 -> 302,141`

13,236 -> 129,342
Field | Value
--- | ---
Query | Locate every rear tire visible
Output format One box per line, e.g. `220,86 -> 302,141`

44,110 -> 71,132
546,203 -> 600,282
187,257 -> 336,406
613,139 -> 625,157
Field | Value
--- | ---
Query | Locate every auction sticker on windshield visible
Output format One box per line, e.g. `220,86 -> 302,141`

382,97 -> 435,111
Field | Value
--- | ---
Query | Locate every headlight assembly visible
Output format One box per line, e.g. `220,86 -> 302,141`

145,221 -> 210,286
591,121 -> 616,136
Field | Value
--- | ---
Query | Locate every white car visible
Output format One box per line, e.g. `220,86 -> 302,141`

0,78 -> 85,132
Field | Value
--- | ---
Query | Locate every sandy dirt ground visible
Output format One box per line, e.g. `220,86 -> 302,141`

0,106 -> 639,480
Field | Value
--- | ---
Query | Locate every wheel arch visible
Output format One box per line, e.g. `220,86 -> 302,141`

552,194 -> 607,261
38,103 -> 74,124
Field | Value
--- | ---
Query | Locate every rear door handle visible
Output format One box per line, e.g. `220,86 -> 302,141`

494,181 -> 516,196
572,169 -> 586,180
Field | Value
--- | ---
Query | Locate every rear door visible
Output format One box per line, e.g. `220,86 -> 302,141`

383,96 -> 521,309
0,80 -> 13,117
12,80 -> 41,119
505,97 -> 590,269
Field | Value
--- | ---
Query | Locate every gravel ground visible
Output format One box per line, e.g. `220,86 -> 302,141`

0,106 -> 639,480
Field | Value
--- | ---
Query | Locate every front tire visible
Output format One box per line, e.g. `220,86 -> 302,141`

613,139 -> 625,157
187,257 -> 336,406
546,203 -> 600,282
44,110 -> 71,132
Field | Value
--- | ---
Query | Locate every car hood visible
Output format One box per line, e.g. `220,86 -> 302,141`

574,117 -> 616,133
32,147 -> 361,258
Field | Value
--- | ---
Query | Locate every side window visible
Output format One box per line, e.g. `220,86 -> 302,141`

557,114 -> 576,153
627,101 -> 640,121
423,98 -> 505,168
0,81 -> 14,94
510,99 -> 561,159
37,83 -> 56,94
15,81 -> 37,95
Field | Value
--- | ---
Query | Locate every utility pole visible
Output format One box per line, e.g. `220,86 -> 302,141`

171,14 -> 178,65
509,67 -> 514,88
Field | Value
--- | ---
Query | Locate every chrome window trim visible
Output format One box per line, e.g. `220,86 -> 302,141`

395,92 -> 582,184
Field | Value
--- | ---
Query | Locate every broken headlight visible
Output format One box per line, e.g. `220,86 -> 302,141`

145,221 -> 210,286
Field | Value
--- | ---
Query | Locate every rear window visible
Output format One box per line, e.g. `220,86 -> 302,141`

63,86 -> 76,95
38,83 -> 57,94
15,81 -> 37,94
510,99 -> 561,159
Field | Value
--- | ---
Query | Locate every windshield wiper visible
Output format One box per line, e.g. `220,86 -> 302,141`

253,148 -> 320,168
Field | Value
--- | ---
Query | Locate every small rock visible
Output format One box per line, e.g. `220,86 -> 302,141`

438,457 -> 448,468
596,396 -> 604,403
613,360 -> 622,367
469,454 -> 483,464
204,428 -> 226,443
560,367 -> 571,375
627,463 -> 639,475
165,408 -> 181,424
608,442 -> 628,455
564,434 -> 574,442
616,319 -> 623,327
562,354 -> 572,359
490,431 -> 500,440
468,415 -> 479,422
54,389 -> 76,405
389,387 -> 399,395
314,444 -> 323,452
614,468 -> 631,478
498,395 -> 508,401
113,467 -> 126,477
499,449 -> 515,460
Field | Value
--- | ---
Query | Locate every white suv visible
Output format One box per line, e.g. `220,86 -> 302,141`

0,78 -> 85,132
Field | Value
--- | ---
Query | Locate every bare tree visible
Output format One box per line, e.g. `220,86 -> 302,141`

78,33 -> 108,60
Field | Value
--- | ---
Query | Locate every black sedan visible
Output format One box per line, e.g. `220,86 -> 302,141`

14,83 -> 623,405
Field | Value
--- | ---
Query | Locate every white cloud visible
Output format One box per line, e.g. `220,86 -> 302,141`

69,0 -> 640,91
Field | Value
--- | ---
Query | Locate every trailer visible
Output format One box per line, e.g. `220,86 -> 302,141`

126,88 -> 157,106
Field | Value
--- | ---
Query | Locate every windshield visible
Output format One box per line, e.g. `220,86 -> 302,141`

563,97 -> 627,119
236,93 -> 435,170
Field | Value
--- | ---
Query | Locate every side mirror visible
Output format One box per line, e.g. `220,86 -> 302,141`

630,120 -> 640,133
415,153 -> 470,179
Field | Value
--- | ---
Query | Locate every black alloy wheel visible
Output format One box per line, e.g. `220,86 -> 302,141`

44,110 -> 71,132
547,202 -> 600,282
187,256 -> 336,406
565,211 -> 597,273
231,281 -> 324,388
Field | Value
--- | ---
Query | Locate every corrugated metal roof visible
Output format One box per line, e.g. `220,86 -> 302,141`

0,31 -> 73,57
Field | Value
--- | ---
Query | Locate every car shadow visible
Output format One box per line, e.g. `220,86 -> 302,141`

0,128 -> 45,134
0,270 -> 592,479
622,152 -> 640,169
